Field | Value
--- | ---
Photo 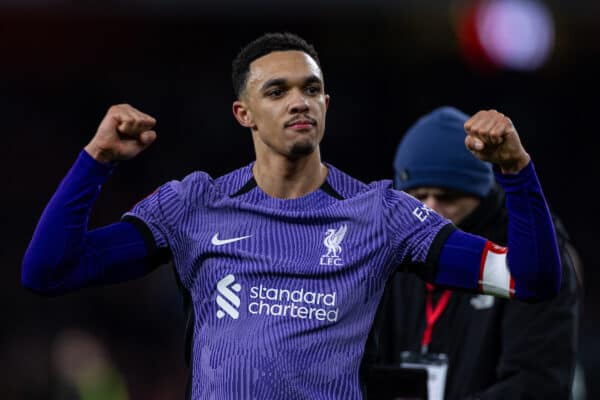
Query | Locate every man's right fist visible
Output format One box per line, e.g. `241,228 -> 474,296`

84,104 -> 157,164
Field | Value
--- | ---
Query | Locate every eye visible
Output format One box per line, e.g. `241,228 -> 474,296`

267,88 -> 285,98
305,85 -> 321,95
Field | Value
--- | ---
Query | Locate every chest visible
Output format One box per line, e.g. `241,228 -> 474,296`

171,208 -> 397,316
179,207 -> 389,273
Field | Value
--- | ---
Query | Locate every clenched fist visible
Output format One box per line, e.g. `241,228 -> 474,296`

84,104 -> 157,164
464,110 -> 531,174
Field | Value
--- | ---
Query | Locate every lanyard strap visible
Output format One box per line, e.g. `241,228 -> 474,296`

421,283 -> 452,353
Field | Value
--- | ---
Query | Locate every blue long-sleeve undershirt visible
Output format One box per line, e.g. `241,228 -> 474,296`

22,151 -> 151,295
434,162 -> 561,301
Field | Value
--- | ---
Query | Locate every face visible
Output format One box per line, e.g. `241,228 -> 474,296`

407,187 -> 480,225
232,50 -> 330,159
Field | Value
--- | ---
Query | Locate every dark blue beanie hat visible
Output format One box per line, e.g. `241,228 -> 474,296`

393,106 -> 494,198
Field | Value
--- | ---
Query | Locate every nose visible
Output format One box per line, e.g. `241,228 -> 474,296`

289,89 -> 310,114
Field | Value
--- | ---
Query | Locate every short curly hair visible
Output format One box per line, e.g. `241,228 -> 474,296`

231,32 -> 321,99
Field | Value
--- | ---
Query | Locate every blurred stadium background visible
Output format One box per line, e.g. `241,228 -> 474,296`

1,0 -> 598,398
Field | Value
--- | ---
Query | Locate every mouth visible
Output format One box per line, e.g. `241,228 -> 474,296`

284,117 -> 317,131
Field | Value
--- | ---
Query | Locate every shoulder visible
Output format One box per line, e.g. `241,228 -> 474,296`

159,163 -> 254,201
326,164 -> 428,213
326,163 -> 405,201
158,170 -> 214,205
213,163 -> 255,196
324,164 -> 370,199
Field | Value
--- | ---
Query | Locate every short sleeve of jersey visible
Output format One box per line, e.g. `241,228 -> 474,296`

382,186 -> 452,266
122,171 -> 212,250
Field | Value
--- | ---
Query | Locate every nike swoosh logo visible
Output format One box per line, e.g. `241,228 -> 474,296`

211,233 -> 252,246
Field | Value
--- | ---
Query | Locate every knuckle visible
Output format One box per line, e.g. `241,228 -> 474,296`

110,104 -> 131,116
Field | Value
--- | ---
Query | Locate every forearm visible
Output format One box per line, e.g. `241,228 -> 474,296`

433,162 -> 561,300
496,161 -> 561,300
21,150 -> 149,294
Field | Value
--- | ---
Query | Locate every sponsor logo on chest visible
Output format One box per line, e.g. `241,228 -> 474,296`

215,274 -> 339,322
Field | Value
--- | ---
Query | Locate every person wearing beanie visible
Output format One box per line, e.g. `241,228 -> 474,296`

364,106 -> 583,400
393,106 -> 494,199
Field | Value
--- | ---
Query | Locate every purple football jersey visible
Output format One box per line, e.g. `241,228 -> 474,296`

124,162 -> 450,399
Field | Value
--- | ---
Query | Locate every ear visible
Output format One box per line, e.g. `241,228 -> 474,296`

325,94 -> 331,110
232,100 -> 253,128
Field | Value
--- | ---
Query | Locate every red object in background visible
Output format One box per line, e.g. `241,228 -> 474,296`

456,1 -> 499,73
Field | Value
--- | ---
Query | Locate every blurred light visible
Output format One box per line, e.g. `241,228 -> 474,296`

457,0 -> 555,72
477,0 -> 554,70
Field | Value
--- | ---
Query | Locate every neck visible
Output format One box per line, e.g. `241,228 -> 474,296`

253,149 -> 328,199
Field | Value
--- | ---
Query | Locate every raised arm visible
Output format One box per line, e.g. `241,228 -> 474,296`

433,110 -> 561,301
22,104 -> 163,295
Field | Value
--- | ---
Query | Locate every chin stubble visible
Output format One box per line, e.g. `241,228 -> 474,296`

289,142 -> 316,157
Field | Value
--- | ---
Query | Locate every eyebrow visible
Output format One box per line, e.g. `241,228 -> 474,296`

260,75 -> 323,92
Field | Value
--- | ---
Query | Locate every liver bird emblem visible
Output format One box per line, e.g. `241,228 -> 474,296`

323,224 -> 347,258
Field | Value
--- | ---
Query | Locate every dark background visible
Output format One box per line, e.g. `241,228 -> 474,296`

2,1 -> 598,399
